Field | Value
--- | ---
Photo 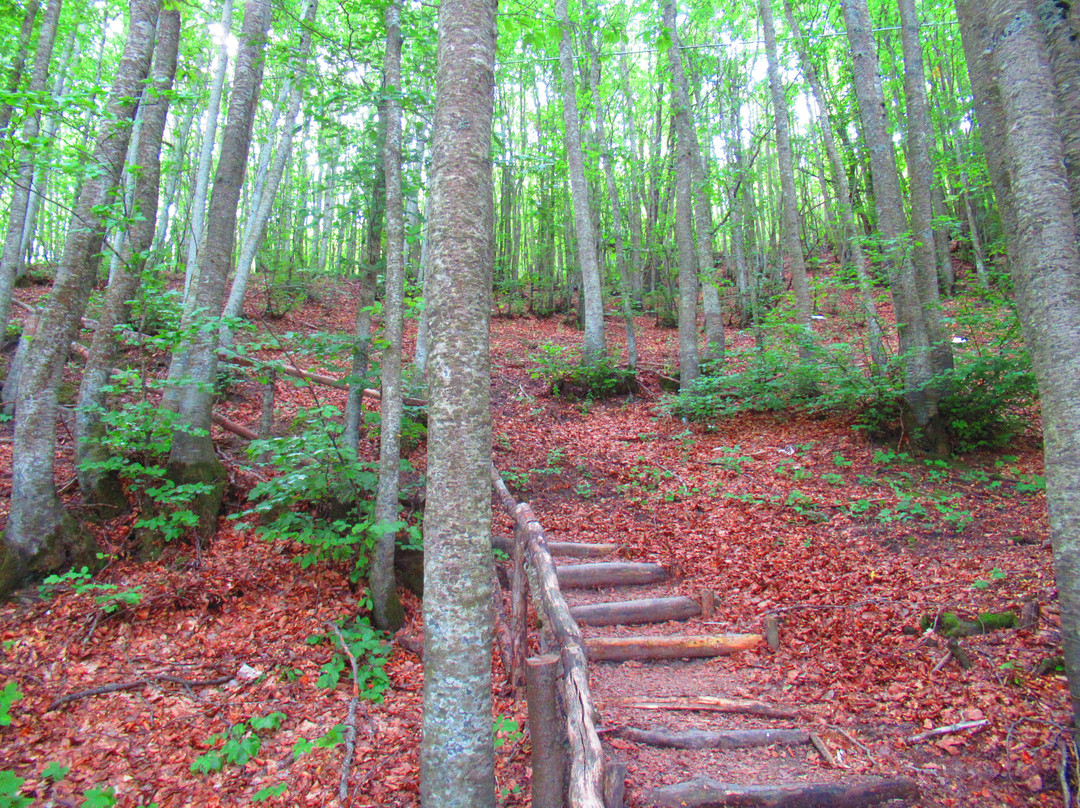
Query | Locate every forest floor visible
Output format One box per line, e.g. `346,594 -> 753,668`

0,277 -> 1071,807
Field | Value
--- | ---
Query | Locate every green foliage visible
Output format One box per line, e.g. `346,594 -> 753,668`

191,713 -> 286,775
241,407 -> 384,580
493,714 -> 524,749
39,567 -> 143,615
709,446 -> 753,474
252,783 -> 288,802
309,617 -> 390,702
529,342 -> 635,399
0,771 -> 30,808
935,350 -> 1037,453
0,682 -> 22,727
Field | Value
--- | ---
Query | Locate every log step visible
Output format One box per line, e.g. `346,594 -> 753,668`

646,776 -> 920,808
586,633 -> 762,662
595,695 -> 798,720
570,596 -> 700,627
612,726 -> 809,750
491,536 -> 619,558
556,562 -> 668,588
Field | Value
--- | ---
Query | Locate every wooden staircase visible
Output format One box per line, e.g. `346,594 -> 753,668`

491,464 -> 920,808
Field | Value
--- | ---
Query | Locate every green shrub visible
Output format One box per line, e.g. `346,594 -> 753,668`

529,343 -> 636,399
936,350 -> 1037,452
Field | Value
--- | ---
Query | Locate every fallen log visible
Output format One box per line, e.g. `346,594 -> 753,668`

586,633 -> 761,662
570,596 -> 700,627
492,535 -> 619,558
613,726 -> 809,750
645,775 -> 920,808
557,562 -> 668,588
595,695 -> 798,720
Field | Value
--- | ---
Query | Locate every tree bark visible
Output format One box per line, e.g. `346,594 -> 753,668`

0,0 -> 62,338
371,0 -> 406,632
75,4 -> 181,514
555,0 -> 605,364
419,0 -> 497,802
2,0 -> 159,598
963,0 -> 1080,729
167,0 -> 271,535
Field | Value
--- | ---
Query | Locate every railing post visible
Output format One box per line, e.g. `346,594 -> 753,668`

527,653 -> 567,808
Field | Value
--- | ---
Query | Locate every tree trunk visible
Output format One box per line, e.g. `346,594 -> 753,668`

1,0 -> 159,599
664,0 -> 700,390
371,0 -> 406,633
0,0 -> 62,339
419,0 -> 497,803
219,0 -> 318,348
962,0 -> 1080,730
760,0 -> 813,353
75,5 -> 181,514
842,0 -> 949,452
782,0 -> 887,368
555,0 -> 605,363
1033,0 -> 1080,219
0,0 -> 39,141
167,0 -> 271,537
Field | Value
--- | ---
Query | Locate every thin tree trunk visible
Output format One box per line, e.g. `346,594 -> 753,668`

555,0 -> 605,363
371,0 -> 406,633
1,0 -> 159,598
761,0 -> 813,353
0,0 -> 63,338
0,0 -> 39,141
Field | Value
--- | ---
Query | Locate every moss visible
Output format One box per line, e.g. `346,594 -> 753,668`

0,515 -> 99,601
921,610 -> 1018,638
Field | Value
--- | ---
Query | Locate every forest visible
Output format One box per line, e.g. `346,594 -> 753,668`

1,0 -> 1079,805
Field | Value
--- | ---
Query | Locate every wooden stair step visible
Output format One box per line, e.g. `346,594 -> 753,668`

586,632 -> 762,661
595,695 -> 798,720
570,596 -> 700,626
491,536 -> 619,558
556,561 -> 667,588
646,775 -> 920,808
610,726 -> 809,750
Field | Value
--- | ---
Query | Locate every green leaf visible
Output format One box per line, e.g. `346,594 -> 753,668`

252,783 -> 288,802
41,762 -> 70,782
80,786 -> 117,808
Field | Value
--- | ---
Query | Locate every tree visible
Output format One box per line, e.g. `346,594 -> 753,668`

956,0 -> 1080,728
371,0 -> 406,633
419,0 -> 497,803
167,0 -> 272,536
555,0 -> 605,364
1,0 -> 160,598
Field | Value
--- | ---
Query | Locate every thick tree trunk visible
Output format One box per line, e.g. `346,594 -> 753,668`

167,0 -> 271,536
371,0 -> 406,633
1033,0 -> 1080,219
964,0 -> 1080,729
2,0 -> 159,598
419,0 -> 497,802
555,0 -> 605,363
75,5 -> 181,514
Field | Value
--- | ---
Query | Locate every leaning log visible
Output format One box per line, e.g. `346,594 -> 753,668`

570,597 -> 701,627
557,562 -> 668,588
595,696 -> 798,720
645,776 -> 920,808
586,633 -> 761,662
613,726 -> 809,750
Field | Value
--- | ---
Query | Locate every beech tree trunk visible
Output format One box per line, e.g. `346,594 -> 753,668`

75,5 -> 181,514
371,0 -> 406,632
419,0 -> 498,802
555,0 -> 605,363
959,0 -> 1080,729
0,0 -> 62,339
1,0 -> 159,598
760,0 -> 813,352
167,0 -> 271,535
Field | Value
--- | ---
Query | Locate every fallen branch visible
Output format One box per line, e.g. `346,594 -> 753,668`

326,621 -> 360,803
595,695 -> 799,720
908,719 -> 989,744
47,672 -> 235,711
646,775 -> 920,808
